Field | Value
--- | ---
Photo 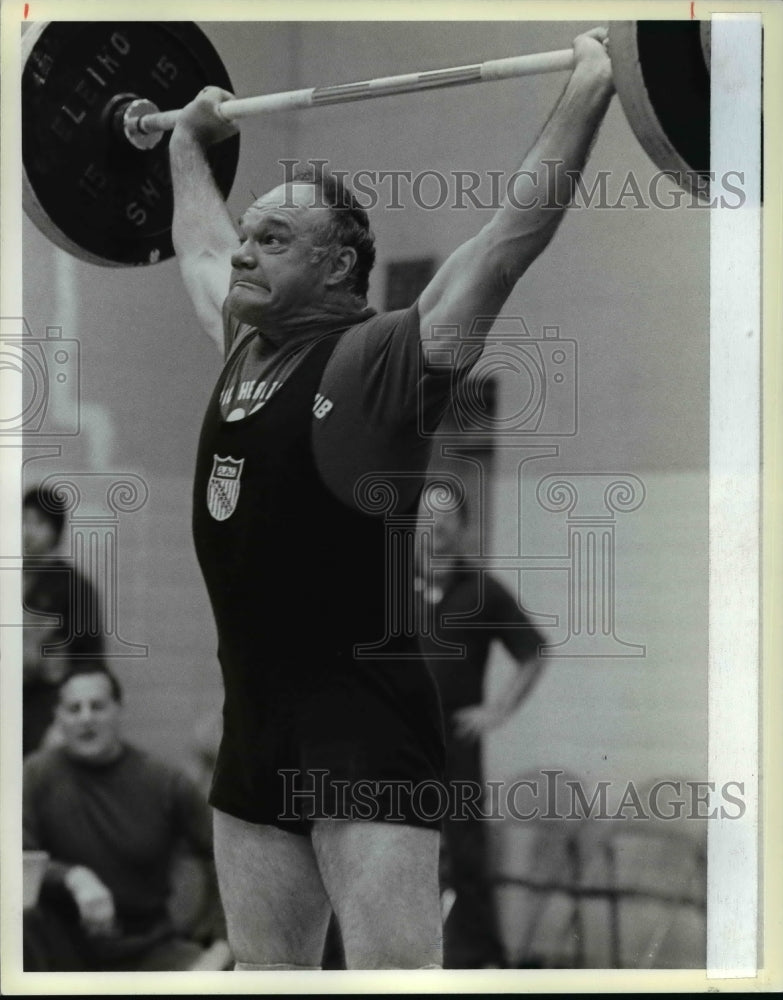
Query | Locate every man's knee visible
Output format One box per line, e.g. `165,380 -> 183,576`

349,929 -> 442,970
312,820 -> 442,969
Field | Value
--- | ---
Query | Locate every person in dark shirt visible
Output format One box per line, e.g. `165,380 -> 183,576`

168,27 -> 613,969
417,505 -> 546,968
23,662 -> 227,971
23,486 -> 104,756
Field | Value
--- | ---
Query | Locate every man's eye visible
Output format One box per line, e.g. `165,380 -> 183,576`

264,235 -> 282,245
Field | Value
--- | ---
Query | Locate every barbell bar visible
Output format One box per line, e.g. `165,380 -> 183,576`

126,48 -> 578,144
22,21 -> 710,269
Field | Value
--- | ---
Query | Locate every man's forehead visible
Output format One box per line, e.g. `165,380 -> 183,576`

245,183 -> 328,217
60,673 -> 114,702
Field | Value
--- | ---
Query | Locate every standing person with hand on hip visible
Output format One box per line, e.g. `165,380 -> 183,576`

417,505 -> 546,968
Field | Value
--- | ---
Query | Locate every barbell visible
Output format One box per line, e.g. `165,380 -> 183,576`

21,20 -> 710,268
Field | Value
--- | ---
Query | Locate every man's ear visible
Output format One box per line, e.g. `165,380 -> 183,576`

325,246 -> 357,287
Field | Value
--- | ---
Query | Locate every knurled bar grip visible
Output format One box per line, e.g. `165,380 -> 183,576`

133,49 -> 577,135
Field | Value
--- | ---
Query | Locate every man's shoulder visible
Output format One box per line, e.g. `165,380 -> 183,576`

442,566 -> 480,603
24,558 -> 95,610
23,556 -> 70,584
120,743 -> 196,795
482,571 -> 513,598
120,742 -> 174,777
39,556 -> 69,570
24,745 -> 68,785
326,301 -> 422,384
443,568 -> 512,610
340,302 -> 418,338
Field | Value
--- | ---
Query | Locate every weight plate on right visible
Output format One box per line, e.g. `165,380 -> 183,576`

609,21 -> 710,200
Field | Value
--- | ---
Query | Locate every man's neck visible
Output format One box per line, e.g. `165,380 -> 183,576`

258,292 -> 371,347
64,741 -> 125,767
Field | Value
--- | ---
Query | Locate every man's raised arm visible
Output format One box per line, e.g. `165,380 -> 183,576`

418,28 -> 615,342
169,88 -> 240,350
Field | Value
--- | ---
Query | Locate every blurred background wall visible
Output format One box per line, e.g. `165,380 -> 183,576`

20,19 -> 709,966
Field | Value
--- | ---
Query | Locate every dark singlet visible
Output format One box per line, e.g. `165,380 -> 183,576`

192,326 -> 445,832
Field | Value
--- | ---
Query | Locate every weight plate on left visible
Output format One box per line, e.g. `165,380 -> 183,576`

22,21 -> 240,267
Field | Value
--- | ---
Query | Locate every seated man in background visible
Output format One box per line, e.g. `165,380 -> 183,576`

23,485 -> 105,756
416,505 -> 546,968
23,661 -> 229,972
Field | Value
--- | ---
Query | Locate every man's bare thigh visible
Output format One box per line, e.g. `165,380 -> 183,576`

312,820 -> 442,969
213,809 -> 331,968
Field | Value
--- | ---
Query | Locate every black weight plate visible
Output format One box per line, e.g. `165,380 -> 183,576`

639,20 -> 762,202
609,20 -> 710,200
636,21 -> 710,178
22,21 -> 240,267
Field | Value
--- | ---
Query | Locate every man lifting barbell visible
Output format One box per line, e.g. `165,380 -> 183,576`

21,19 -> 711,267
165,26 -> 615,970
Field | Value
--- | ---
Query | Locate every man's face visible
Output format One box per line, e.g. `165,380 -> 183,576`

420,509 -> 467,589
432,509 -> 466,559
225,183 -> 335,328
56,673 -> 122,764
23,507 -> 58,556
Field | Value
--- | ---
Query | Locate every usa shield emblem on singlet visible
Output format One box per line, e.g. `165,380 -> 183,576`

207,455 -> 245,521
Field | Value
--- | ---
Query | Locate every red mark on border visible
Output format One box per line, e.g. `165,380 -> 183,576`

24,3 -> 29,17
690,1 -> 694,18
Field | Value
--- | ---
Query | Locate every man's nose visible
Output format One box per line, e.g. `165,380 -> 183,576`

231,243 -> 255,269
